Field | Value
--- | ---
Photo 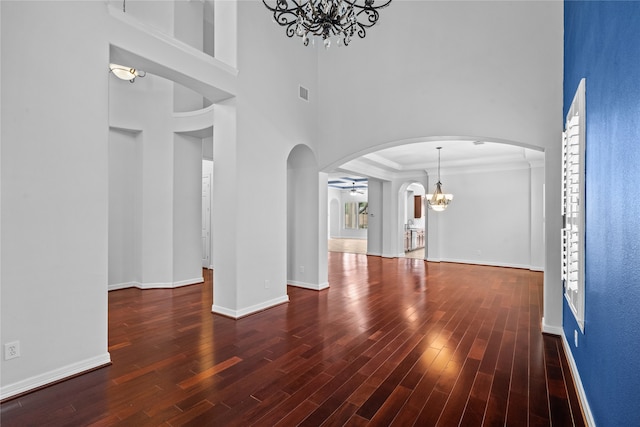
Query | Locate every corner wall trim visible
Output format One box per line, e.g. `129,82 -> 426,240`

0,353 -> 111,401
212,295 -> 289,319
288,280 -> 329,291
561,332 -> 596,426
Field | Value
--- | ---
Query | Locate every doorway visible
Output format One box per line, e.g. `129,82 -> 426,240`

202,159 -> 213,269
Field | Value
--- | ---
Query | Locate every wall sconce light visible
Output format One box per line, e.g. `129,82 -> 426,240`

109,63 -> 146,83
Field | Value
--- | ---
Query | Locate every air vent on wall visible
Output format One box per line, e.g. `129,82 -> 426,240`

299,85 -> 309,102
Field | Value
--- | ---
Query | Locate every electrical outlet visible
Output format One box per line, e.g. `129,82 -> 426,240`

574,330 -> 578,347
4,341 -> 20,360
299,266 -> 305,273
264,280 -> 270,289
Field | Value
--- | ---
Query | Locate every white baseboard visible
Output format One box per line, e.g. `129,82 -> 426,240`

541,317 -> 564,335
382,253 -> 404,258
440,257 -> 531,270
108,281 -> 137,291
367,252 -> 382,257
171,277 -> 204,288
212,294 -> 289,319
561,332 -> 596,426
425,257 -> 543,272
108,277 -> 203,291
0,353 -> 111,401
288,280 -> 329,291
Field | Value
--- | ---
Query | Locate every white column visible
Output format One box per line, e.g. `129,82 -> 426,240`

366,178 -> 384,257
211,99 -> 239,314
317,172 -> 329,288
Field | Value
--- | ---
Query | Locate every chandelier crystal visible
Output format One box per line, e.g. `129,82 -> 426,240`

426,147 -> 453,212
263,0 -> 392,48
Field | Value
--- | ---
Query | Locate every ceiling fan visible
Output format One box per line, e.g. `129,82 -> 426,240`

350,182 -> 365,195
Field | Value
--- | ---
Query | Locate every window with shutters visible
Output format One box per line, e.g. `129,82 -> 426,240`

562,78 -> 586,331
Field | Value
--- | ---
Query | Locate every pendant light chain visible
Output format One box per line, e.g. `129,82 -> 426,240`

437,147 -> 442,182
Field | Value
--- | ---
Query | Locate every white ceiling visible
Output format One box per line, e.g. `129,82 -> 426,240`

330,139 -> 545,188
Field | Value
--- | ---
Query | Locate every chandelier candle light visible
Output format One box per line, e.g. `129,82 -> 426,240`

426,147 -> 453,212
263,0 -> 392,48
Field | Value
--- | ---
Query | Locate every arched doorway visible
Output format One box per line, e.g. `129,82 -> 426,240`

399,181 -> 427,260
322,137 -> 545,277
287,144 -> 329,291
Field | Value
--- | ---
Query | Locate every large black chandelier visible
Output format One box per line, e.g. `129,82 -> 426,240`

263,0 -> 392,48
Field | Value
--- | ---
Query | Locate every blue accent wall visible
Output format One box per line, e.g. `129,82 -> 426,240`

563,1 -> 640,426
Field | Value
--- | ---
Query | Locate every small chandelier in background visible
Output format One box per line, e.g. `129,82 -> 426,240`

109,64 -> 146,83
426,147 -> 453,212
262,0 -> 392,49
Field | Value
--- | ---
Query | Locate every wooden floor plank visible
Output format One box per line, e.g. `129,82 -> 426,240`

0,256 -> 585,426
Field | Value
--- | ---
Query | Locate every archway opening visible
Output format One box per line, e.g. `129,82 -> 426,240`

323,137 -> 545,271
327,175 -> 369,255
287,144 -> 328,291
400,181 -> 427,260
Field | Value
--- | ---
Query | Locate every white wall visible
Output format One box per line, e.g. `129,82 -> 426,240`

366,179 -> 384,256
108,128 -> 142,288
108,50 -> 208,290
287,145 -> 327,290
427,165 -> 544,270
202,159 -> 214,268
530,165 -> 545,271
173,0 -> 205,112
214,0 -> 237,68
211,0 -> 319,317
110,0 -> 174,34
1,0 -> 224,398
1,1 -> 111,397
317,1 -> 562,166
203,136 -> 213,160
317,0 -> 563,330
173,134 -> 203,284
328,188 -> 341,238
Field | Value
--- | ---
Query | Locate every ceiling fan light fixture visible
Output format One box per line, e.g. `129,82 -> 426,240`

350,181 -> 361,195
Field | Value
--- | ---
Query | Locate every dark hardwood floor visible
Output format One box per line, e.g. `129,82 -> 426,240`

1,253 -> 585,426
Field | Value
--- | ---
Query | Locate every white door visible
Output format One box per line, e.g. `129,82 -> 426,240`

202,174 -> 211,268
